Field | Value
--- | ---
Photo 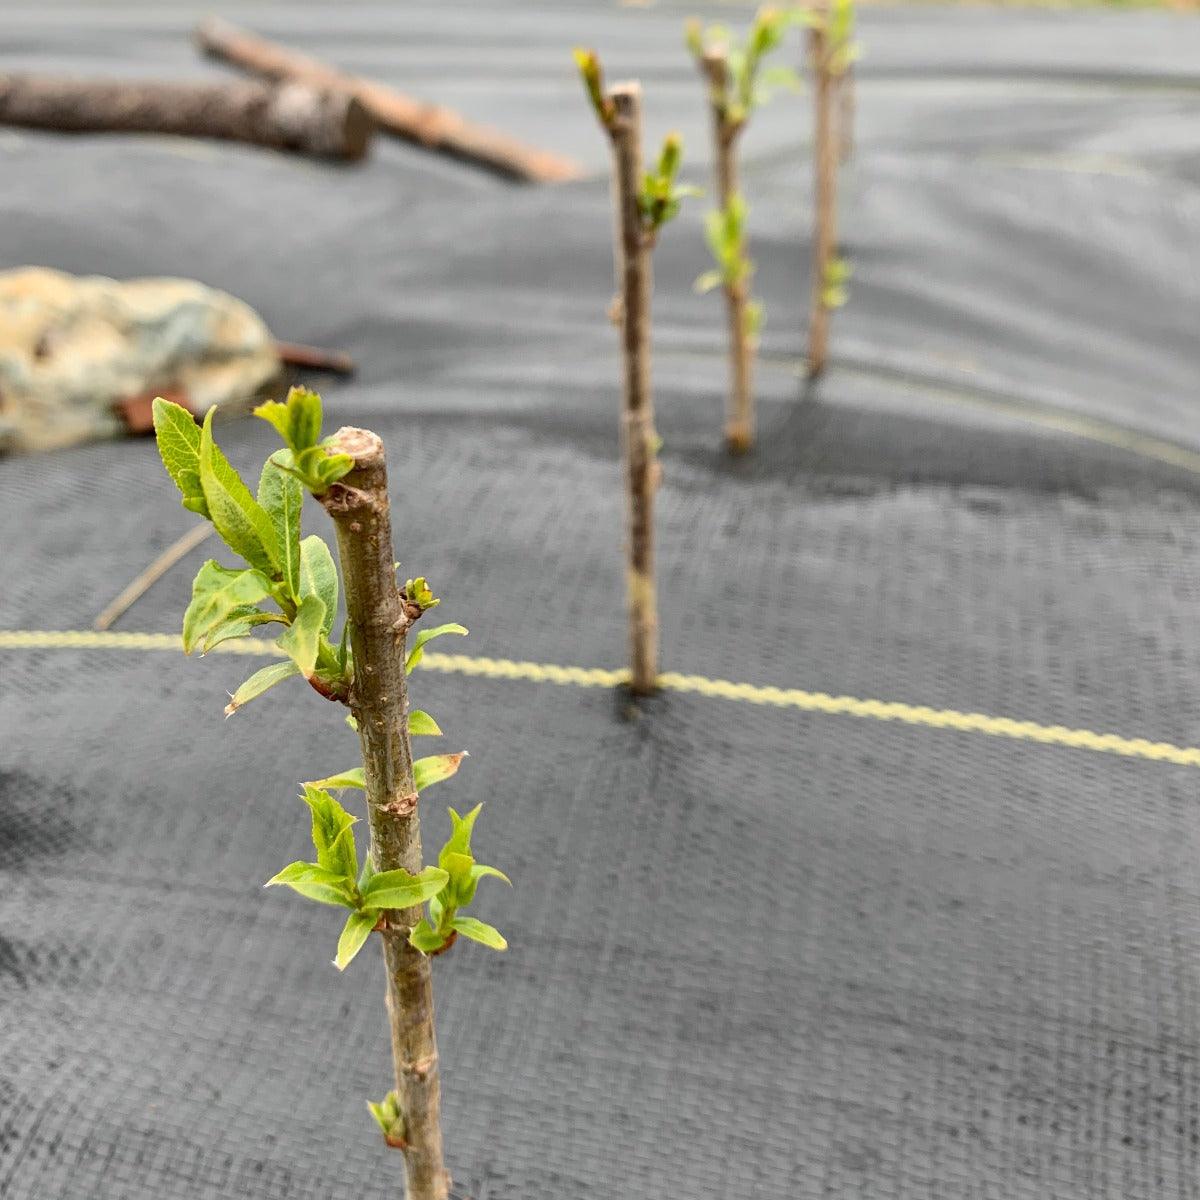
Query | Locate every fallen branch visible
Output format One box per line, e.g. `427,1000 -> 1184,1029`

0,74 -> 371,161
197,17 -> 583,184
275,341 -> 356,376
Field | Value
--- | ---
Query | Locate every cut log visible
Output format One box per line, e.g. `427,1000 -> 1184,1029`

0,74 -> 372,161
196,17 -> 583,184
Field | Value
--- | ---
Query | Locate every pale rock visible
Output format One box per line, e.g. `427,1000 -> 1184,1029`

0,266 -> 282,452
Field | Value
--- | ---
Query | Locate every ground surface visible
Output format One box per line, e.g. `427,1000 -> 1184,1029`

4,3 -> 1200,1199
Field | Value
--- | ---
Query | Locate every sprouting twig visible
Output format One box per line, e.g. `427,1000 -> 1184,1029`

576,50 -> 694,694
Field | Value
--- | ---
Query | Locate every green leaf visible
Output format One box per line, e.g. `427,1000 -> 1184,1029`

299,536 -> 338,636
198,408 -> 279,573
152,397 -> 208,517
409,918 -> 449,954
277,594 -> 325,677
301,785 -> 358,880
446,855 -> 511,909
441,803 -> 482,865
361,866 -> 449,911
414,753 -> 467,793
442,851 -> 476,905
205,610 -> 281,652
254,399 -> 292,446
307,767 -> 365,791
225,659 -> 301,716
450,916 -> 507,951
574,46 -> 613,127
254,386 -> 323,454
326,823 -> 359,887
335,909 -> 379,971
257,458 -> 303,601
472,862 -> 513,890
181,559 -> 273,655
408,710 -> 443,737
405,623 -> 468,673
265,860 -> 357,908
657,131 -> 681,182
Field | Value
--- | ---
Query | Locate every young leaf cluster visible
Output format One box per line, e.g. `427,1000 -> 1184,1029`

254,387 -> 354,495
802,0 -> 860,77
573,47 -> 697,240
152,394 -> 353,713
697,194 -> 753,294
572,47 -> 614,129
686,6 -> 802,129
639,132 -> 701,237
293,764 -> 508,957
411,805 -> 510,955
368,1091 -> 407,1148
266,786 -> 449,970
822,255 -> 851,309
696,196 -> 763,342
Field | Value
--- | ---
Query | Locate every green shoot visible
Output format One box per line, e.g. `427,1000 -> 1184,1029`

639,132 -> 701,235
410,805 -> 511,955
153,394 -> 352,710
687,6 -> 803,129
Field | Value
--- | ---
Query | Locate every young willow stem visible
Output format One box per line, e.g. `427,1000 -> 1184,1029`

807,13 -> 839,378
699,47 -> 754,454
838,63 -> 855,163
319,427 -> 449,1200
607,83 -> 659,695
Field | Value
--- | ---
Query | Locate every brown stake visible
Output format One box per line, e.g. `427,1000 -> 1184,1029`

0,73 -> 371,161
806,8 -> 838,378
607,84 -> 659,695
319,428 -> 449,1200
697,47 -> 755,453
197,17 -> 583,184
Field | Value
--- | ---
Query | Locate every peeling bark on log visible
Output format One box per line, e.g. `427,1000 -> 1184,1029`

0,74 -> 372,161
196,17 -> 582,184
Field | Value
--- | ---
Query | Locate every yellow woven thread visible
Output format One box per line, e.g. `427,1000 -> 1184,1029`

1,629 -> 1197,767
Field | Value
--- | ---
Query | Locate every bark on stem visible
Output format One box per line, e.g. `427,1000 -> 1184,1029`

807,16 -> 839,378
698,48 -> 754,454
838,64 -> 855,163
0,73 -> 370,161
607,84 -> 659,695
319,428 -> 449,1200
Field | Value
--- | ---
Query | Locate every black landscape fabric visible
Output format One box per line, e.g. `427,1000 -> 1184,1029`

4,3 -> 1200,1198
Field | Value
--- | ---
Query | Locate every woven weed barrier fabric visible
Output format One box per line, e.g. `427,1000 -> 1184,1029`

4,4 -> 1200,1198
